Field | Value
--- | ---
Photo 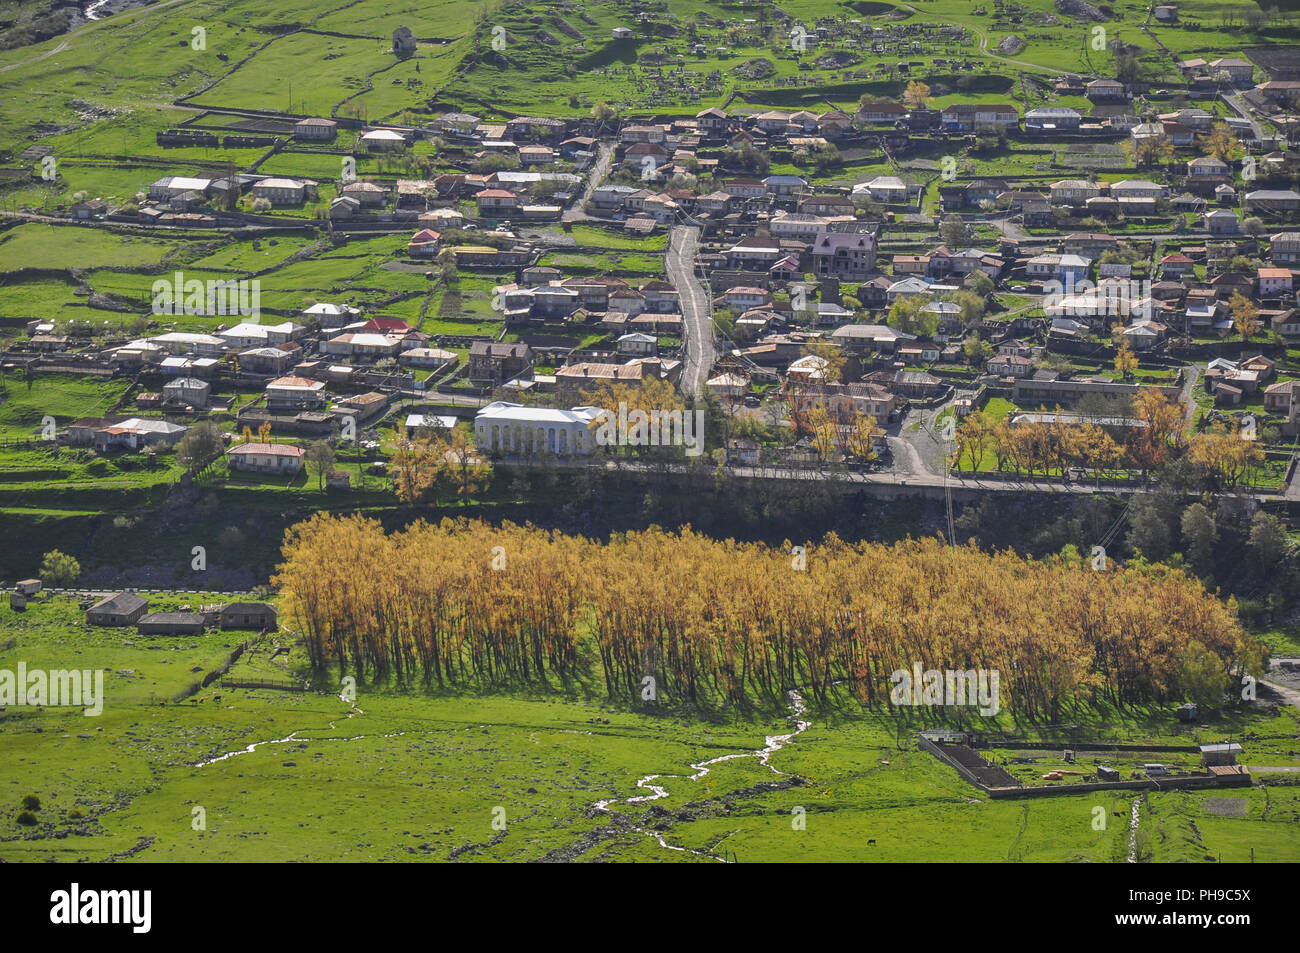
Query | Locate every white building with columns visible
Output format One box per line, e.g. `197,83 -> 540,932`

474,402 -> 607,456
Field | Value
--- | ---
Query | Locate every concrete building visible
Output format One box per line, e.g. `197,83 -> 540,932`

474,402 -> 606,456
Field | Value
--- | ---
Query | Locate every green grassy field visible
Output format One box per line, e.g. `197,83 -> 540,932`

0,372 -> 132,440
1,593 -> 1297,863
0,224 -> 179,272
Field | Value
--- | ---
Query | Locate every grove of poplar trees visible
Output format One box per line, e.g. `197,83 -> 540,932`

273,514 -> 1259,718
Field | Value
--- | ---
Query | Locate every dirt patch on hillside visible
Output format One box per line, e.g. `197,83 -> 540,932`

1056,0 -> 1107,21
816,51 -> 863,69
732,57 -> 776,81
996,35 -> 1026,55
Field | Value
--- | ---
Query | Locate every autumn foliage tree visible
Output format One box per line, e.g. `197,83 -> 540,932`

1201,121 -> 1239,163
273,516 -> 1259,717
903,80 -> 931,109
1229,291 -> 1260,341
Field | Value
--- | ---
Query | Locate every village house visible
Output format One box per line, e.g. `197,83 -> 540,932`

640,281 -> 679,313
1025,107 -> 1081,132
1122,319 -> 1167,350
468,341 -> 533,383
86,592 -> 149,627
1205,209 -> 1240,234
72,198 -> 108,220
1161,253 -> 1196,279
420,207 -> 464,231
768,212 -> 828,243
252,177 -> 312,206
218,321 -> 302,348
695,107 -> 733,135
717,286 -> 773,311
360,128 -> 407,152
695,190 -> 732,215
220,602 -> 278,631
1062,233 -> 1118,259
706,372 -> 747,400
892,369 -> 944,399
722,178 -> 767,200
617,332 -> 658,357
238,345 -> 299,375
407,228 -> 442,257
591,184 -> 639,210
939,103 -> 1019,133
987,354 -> 1036,378
1014,378 -> 1181,405
800,194 -> 855,217
1269,308 -> 1300,336
321,332 -> 405,361
1271,232 -> 1300,264
1049,180 -> 1101,206
1209,58 -> 1254,85
853,175 -> 909,204
857,101 -> 908,123
763,174 -> 808,196
725,237 -> 785,270
1026,254 -> 1090,283
1085,79 -> 1127,101
265,376 -> 326,411
1259,267 -> 1294,297
826,327 -> 909,356
162,376 -> 210,409
800,382 -> 898,421
226,442 -> 306,475
1187,156 -> 1230,178
1109,179 -> 1168,201
1265,379 -> 1300,414
475,188 -> 518,215
147,176 -> 211,203
519,145 -> 556,166
1246,189 -> 1300,213
294,117 -> 337,141
339,181 -> 388,208
886,276 -> 930,302
620,124 -> 668,146
398,347 -> 457,370
504,117 -> 566,143
93,418 -> 188,452
812,232 -> 877,280
137,612 -> 207,636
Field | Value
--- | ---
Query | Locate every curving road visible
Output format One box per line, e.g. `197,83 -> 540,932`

666,225 -> 714,398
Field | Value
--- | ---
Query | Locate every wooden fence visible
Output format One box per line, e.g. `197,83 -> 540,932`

219,678 -> 307,692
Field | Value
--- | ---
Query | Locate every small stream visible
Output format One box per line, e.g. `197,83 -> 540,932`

593,690 -> 811,860
193,695 -> 371,768
84,1 -> 113,20
1125,796 -> 1142,863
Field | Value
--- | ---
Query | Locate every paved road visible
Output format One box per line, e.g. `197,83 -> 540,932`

562,142 -> 613,223
667,225 -> 714,399
891,406 -> 950,478
1223,92 -> 1265,143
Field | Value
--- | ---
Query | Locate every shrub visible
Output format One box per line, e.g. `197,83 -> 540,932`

16,811 -> 37,826
21,795 -> 39,811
